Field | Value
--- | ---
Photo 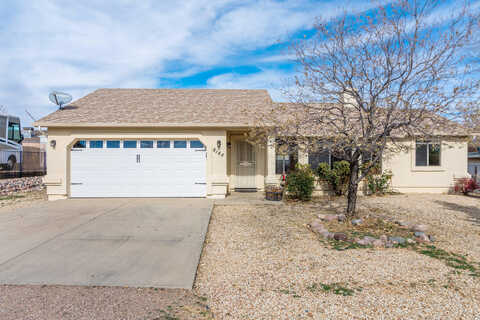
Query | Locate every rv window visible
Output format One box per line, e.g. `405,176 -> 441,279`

7,123 -> 21,143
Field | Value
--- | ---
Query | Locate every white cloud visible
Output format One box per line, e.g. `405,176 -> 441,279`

206,69 -> 296,101
0,0 -> 374,125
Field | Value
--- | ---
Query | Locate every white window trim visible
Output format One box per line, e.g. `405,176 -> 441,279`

411,140 -> 445,172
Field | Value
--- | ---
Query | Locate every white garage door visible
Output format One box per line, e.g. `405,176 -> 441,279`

70,139 -> 207,197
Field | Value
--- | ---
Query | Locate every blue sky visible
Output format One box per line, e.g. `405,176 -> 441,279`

0,0 -> 474,126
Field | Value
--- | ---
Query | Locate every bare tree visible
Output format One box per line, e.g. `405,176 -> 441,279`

0,105 -> 8,115
250,0 -> 479,216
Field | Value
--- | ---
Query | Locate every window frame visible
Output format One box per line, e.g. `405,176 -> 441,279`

140,140 -> 154,148
174,140 -> 187,148
72,140 -> 86,148
123,140 -> 137,149
189,140 -> 204,149
415,140 -> 441,167
157,140 -> 171,148
106,140 -> 120,149
89,140 -> 104,149
7,122 -> 21,143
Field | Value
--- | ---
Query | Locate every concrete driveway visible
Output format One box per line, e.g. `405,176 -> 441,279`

0,198 -> 213,288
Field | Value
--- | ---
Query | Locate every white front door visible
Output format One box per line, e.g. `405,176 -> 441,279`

235,141 -> 256,189
70,140 -> 207,197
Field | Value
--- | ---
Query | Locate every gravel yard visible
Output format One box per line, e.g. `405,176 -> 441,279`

0,189 -> 47,211
0,285 -> 213,320
195,194 -> 480,319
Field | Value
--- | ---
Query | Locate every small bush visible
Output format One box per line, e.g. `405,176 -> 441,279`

453,177 -> 478,195
315,160 -> 350,195
366,170 -> 393,195
286,164 -> 315,200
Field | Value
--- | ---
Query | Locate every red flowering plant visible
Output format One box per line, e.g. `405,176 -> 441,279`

454,178 -> 479,195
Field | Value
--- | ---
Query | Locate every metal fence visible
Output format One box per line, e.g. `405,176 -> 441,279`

0,150 -> 46,179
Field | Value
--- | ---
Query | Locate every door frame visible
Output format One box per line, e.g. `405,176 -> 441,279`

229,135 -> 264,191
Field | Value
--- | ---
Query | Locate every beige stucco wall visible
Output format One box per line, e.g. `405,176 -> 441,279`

45,127 -> 229,200
383,138 -> 469,193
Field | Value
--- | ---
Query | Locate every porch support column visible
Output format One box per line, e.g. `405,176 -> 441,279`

265,135 -> 278,185
298,148 -> 308,165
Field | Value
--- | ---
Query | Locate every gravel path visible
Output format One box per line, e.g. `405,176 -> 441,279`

195,195 -> 480,319
0,285 -> 213,320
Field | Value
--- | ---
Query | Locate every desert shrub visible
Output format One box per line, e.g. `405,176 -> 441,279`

286,164 -> 315,200
366,170 -> 393,195
315,160 -> 350,195
454,177 -> 479,195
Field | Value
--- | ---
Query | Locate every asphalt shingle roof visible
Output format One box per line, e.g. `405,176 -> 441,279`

35,88 -> 273,127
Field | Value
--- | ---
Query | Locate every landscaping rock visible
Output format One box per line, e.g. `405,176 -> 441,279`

411,224 -> 428,232
395,221 -> 409,227
406,238 -> 416,244
336,214 -> 347,222
372,239 -> 384,247
416,234 -> 430,242
385,241 -> 394,248
356,239 -> 371,246
319,231 -> 333,239
380,235 -> 388,242
428,235 -> 436,242
333,233 -> 348,241
389,236 -> 406,244
0,176 -> 44,196
414,231 -> 425,237
363,236 -> 376,243
310,219 -> 324,229
351,219 -> 363,226
321,214 -> 338,222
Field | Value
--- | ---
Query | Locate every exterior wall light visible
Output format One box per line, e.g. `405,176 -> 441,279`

50,140 -> 56,148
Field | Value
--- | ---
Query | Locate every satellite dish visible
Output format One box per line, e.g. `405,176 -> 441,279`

49,91 -> 72,110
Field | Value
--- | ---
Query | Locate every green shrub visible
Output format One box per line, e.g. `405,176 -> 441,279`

366,170 -> 393,195
315,160 -> 351,195
286,164 -> 315,200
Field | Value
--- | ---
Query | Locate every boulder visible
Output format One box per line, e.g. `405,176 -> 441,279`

351,219 -> 363,226
414,231 -> 425,237
322,214 -> 338,222
388,236 -> 406,244
380,235 -> 388,242
411,224 -> 428,232
333,233 -> 348,241
356,239 -> 371,246
416,234 -> 430,242
428,235 -> 436,242
395,221 -> 409,227
337,214 -> 347,222
406,238 -> 416,244
372,239 -> 385,247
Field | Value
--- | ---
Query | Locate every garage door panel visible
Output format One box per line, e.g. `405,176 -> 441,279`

70,145 -> 206,198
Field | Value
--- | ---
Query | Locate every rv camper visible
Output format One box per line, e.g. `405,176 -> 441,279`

0,115 -> 23,170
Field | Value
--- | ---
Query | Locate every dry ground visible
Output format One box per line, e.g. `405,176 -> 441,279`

195,194 -> 480,319
0,189 -> 47,211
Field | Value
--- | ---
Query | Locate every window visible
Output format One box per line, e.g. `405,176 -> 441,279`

89,140 -> 103,148
275,154 -> 298,174
7,122 -> 21,143
308,150 -> 330,170
140,140 -> 153,148
106,140 -> 120,148
174,140 -> 187,148
190,140 -> 204,148
157,140 -> 170,148
123,140 -> 137,148
73,140 -> 86,148
415,140 -> 441,166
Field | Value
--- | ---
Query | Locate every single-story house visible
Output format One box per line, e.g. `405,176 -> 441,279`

35,89 -> 470,200
468,147 -> 480,181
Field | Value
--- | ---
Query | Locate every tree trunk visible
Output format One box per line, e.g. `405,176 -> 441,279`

346,159 -> 360,217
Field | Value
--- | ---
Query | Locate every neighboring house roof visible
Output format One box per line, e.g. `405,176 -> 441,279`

271,102 -> 470,137
35,89 -> 272,127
